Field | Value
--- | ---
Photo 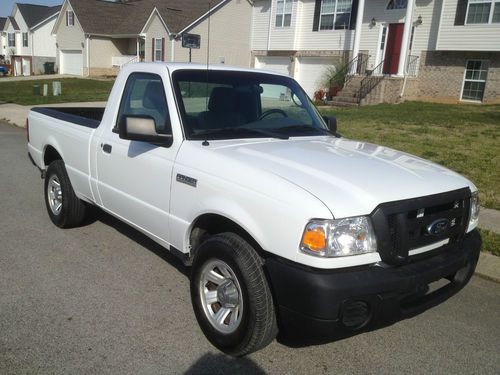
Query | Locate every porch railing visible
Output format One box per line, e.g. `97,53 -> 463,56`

112,55 -> 138,68
357,59 -> 385,103
406,55 -> 419,77
329,53 -> 369,89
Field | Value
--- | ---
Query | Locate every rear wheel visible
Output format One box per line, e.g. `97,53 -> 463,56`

44,160 -> 87,228
191,232 -> 278,356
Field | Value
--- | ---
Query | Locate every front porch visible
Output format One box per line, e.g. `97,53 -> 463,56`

86,36 -> 146,76
326,0 -> 422,106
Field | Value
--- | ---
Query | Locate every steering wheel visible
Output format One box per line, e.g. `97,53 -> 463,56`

259,109 -> 288,121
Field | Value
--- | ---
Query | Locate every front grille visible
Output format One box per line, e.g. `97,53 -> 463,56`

371,188 -> 471,265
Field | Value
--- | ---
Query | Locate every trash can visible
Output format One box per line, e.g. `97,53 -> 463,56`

33,85 -> 40,96
43,62 -> 55,75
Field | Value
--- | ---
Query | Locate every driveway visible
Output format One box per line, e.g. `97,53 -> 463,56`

0,121 -> 499,374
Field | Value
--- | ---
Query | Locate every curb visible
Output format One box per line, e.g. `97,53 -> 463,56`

475,252 -> 500,283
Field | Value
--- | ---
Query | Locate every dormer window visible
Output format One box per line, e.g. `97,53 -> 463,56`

275,0 -> 293,27
66,11 -> 75,26
387,0 -> 408,9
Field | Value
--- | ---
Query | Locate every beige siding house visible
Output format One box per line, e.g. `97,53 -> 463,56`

52,0 -> 253,76
252,0 -> 500,104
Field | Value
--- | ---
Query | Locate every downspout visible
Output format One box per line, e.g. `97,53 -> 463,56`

170,33 -> 176,62
86,34 -> 90,77
399,3 -> 417,100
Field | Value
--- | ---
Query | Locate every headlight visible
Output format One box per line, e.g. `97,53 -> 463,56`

300,216 -> 377,257
468,191 -> 480,232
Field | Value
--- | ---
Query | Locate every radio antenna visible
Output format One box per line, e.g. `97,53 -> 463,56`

205,1 -> 211,111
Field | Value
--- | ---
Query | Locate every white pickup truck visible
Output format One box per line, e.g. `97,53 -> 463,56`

28,63 -> 481,356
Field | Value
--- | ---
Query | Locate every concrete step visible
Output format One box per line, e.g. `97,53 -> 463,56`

328,97 -> 359,107
331,95 -> 359,103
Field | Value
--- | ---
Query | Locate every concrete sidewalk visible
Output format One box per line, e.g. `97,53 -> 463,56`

0,102 -> 106,127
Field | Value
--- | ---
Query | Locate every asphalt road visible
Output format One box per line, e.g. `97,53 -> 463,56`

1,121 -> 499,374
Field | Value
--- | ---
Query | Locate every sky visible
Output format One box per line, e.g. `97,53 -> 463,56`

1,0 -> 62,17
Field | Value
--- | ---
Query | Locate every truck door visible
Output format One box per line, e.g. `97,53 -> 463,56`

95,72 -> 176,245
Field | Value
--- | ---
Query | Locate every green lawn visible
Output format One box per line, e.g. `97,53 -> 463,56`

479,229 -> 500,257
0,78 -> 114,105
321,102 -> 500,210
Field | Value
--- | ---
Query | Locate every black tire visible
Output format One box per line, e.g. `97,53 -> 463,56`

191,232 -> 278,356
44,160 -> 87,228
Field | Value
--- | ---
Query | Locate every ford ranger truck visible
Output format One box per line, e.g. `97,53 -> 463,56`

27,63 -> 481,356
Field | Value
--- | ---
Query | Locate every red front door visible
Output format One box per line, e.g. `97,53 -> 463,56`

383,23 -> 404,75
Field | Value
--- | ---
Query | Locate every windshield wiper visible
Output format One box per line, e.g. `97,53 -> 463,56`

276,124 -> 336,136
195,127 -> 289,140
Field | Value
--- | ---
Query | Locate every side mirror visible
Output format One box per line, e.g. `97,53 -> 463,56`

322,115 -> 340,136
118,115 -> 172,145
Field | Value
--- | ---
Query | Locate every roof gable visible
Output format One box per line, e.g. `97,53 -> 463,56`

61,0 -> 226,36
16,3 -> 61,29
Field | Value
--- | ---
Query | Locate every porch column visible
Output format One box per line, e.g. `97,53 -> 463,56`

350,0 -> 365,74
136,38 -> 140,60
397,0 -> 415,76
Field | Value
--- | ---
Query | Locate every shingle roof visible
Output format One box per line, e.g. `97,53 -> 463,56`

0,17 -> 6,31
16,3 -> 61,29
68,0 -> 226,36
8,16 -> 20,30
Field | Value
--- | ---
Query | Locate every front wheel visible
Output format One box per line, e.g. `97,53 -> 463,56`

190,233 -> 278,356
44,160 -> 87,228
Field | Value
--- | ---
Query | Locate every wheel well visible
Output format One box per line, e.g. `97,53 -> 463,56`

189,214 -> 268,260
44,145 -> 62,168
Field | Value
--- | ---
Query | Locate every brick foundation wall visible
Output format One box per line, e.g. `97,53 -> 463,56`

86,67 -> 120,77
406,51 -> 500,104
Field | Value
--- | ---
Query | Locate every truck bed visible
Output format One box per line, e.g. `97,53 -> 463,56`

31,107 -> 105,129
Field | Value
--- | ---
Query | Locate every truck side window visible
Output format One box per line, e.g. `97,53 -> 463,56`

115,73 -> 172,135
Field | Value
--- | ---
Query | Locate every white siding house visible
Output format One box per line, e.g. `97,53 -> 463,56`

251,0 -> 500,103
1,3 -> 60,76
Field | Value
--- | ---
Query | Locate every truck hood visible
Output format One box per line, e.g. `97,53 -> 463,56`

207,136 -> 475,218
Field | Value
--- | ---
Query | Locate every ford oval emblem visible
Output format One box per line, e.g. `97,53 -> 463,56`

427,218 -> 450,235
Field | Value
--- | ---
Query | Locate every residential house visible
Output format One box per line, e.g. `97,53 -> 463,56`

0,17 -> 6,59
251,0 -> 500,104
1,3 -> 61,76
52,0 -> 252,76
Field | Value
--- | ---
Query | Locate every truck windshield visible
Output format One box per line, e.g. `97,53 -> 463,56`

172,69 -> 330,140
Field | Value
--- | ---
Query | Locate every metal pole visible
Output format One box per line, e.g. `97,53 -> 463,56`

189,48 -> 192,63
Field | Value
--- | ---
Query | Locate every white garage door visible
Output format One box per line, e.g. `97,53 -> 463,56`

254,56 -> 291,76
296,57 -> 338,99
60,50 -> 83,76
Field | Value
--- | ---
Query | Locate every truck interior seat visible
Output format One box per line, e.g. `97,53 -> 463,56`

197,87 -> 245,130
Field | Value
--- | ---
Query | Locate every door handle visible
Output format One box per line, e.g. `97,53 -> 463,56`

102,144 -> 112,154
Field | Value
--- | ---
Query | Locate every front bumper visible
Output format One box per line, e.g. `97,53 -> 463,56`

265,230 -> 481,340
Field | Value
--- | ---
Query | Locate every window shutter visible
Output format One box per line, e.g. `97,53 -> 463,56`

349,0 -> 359,30
65,11 -> 68,26
162,38 -> 165,61
454,0 -> 468,25
152,38 -> 155,61
313,0 -> 322,31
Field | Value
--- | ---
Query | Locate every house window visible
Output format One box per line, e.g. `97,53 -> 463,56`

154,38 -> 162,61
462,60 -> 488,101
275,0 -> 293,27
320,0 -> 352,30
8,33 -> 15,47
387,0 -> 408,10
22,32 -> 28,47
66,11 -> 75,26
466,0 -> 500,24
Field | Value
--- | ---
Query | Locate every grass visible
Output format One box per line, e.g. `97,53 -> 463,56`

479,229 -> 500,257
321,102 -> 500,210
0,78 -> 114,105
